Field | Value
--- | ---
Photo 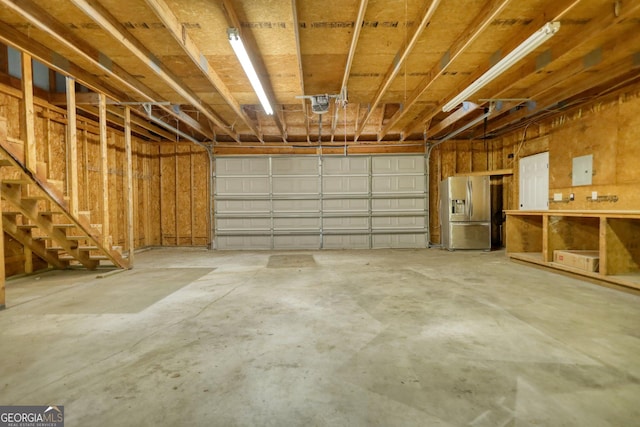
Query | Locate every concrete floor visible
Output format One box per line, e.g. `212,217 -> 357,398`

1,248 -> 639,426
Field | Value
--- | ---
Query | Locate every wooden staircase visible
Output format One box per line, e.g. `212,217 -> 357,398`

0,134 -> 128,271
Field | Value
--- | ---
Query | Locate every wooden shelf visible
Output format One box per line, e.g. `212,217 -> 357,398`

505,210 -> 640,291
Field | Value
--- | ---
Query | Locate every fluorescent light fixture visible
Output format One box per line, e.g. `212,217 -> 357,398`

442,21 -> 561,113
227,28 -> 273,115
437,106 -> 492,141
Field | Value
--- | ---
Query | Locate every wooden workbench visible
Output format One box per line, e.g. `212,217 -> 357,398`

505,210 -> 640,291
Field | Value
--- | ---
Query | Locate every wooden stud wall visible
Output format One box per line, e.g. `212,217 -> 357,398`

0,81 -> 167,276
158,142 -> 209,247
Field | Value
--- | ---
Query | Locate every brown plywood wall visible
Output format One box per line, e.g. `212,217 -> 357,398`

0,81 -> 166,275
158,142 -> 210,247
428,86 -> 640,245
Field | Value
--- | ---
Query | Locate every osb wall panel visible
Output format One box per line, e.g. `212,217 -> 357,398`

176,145 -> 192,246
148,144 -> 162,246
192,147 -> 209,246
546,94 -> 640,210
160,144 -> 177,246
158,142 -> 209,247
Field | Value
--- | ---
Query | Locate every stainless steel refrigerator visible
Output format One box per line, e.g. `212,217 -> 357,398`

440,176 -> 491,250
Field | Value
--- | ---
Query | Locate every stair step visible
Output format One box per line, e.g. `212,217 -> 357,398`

66,235 -> 89,241
39,211 -> 66,216
2,178 -> 30,185
89,255 -> 109,261
47,245 -> 98,252
17,224 -> 38,230
52,224 -> 76,229
23,194 -> 49,201
0,158 -> 13,167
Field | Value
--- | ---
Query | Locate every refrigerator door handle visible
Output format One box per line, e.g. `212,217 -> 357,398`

468,179 -> 473,218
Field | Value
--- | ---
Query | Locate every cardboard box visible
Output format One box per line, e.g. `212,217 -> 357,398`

553,250 -> 600,272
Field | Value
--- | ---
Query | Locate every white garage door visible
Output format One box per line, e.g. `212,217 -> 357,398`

214,155 -> 427,250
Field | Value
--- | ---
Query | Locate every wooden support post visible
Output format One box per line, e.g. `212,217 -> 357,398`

174,143 -> 178,246
82,128 -> 89,209
99,93 -> 110,247
66,76 -> 79,217
21,52 -> 36,274
20,52 -> 37,172
124,107 -> 134,267
143,145 -> 152,245
0,193 -> 5,310
190,146 -> 195,246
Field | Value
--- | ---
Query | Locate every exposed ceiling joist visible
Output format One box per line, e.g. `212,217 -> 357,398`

143,0 -> 263,142
379,0 -> 513,140
420,0 -> 640,138
354,0 -> 442,141
0,0 -> 213,141
426,102 -> 481,139
486,0 -> 640,103
68,0 -> 238,142
330,0 -> 368,144
486,49 -> 640,136
291,0 -> 307,143
0,0 -> 637,145
340,0 -> 368,96
0,19 -> 124,101
400,0 -> 583,138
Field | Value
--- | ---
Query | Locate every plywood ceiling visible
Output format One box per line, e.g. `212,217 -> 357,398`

0,0 -> 638,145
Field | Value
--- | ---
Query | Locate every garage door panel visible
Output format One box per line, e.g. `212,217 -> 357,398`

272,177 -> 319,194
273,217 -> 321,230
323,176 -> 369,194
372,216 -> 424,229
216,200 -> 271,213
273,199 -> 320,212
372,233 -> 426,248
273,235 -> 320,249
323,199 -> 369,212
217,235 -> 271,250
372,156 -> 423,173
217,158 -> 269,175
372,198 -> 426,211
272,157 -> 319,174
323,156 -> 369,175
217,217 -> 271,230
323,217 -> 369,229
217,177 -> 270,195
372,175 -> 425,193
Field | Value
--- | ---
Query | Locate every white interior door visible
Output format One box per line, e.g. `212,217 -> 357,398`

519,152 -> 549,210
